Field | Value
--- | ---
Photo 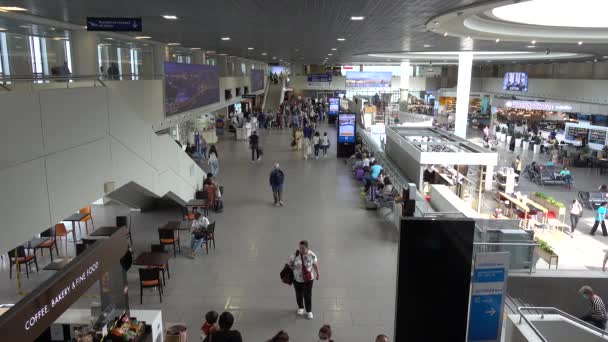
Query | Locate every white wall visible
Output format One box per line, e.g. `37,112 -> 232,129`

0,85 -> 205,252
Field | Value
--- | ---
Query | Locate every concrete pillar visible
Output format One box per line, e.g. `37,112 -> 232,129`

399,61 -> 411,111
70,31 -> 99,77
192,51 -> 205,65
455,52 -> 473,138
6,34 -> 31,76
217,55 -> 228,76
153,44 -> 167,77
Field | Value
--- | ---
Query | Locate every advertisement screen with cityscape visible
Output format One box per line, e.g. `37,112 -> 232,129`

338,113 -> 356,143
345,71 -> 392,88
164,62 -> 220,116
329,97 -> 340,116
250,69 -> 265,92
503,72 -> 528,92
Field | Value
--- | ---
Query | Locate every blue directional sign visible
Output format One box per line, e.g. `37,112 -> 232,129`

86,17 -> 142,32
468,252 -> 510,342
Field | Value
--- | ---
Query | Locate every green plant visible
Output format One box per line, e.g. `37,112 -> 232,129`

536,239 -> 555,255
501,127 -> 507,134
582,146 -> 591,155
514,132 -> 523,139
534,136 -> 541,144
533,192 -> 565,208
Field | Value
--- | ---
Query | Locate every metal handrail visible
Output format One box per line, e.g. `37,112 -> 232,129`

517,307 -> 608,341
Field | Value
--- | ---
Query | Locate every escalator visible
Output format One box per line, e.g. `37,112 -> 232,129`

263,78 -> 284,111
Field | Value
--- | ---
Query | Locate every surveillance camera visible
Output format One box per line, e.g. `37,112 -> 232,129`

545,48 -> 551,55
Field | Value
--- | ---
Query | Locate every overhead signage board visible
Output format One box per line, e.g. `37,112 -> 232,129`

307,74 -> 332,83
504,100 -> 573,112
468,252 -> 510,342
242,94 -> 257,99
86,17 -> 142,31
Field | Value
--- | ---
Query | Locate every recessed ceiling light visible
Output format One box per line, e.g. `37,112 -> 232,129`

106,37 -> 114,40
0,28 -> 6,31
190,47 -> 201,50
443,32 -> 448,37
466,36 -> 471,39
218,53 -> 227,56
531,40 -> 536,44
49,27 -> 55,31
350,16 -> 365,21
337,38 -> 346,41
423,44 -> 432,48
206,50 -> 215,54
162,15 -> 178,20
167,42 -> 181,46
19,25 -> 29,28
495,38 -> 500,43
272,56 -> 276,59
331,48 -> 337,51
261,52 -> 267,56
135,36 -> 151,39
279,59 -> 283,61
578,41 -> 584,45
0,6 -> 27,11
328,53 -> 333,56
526,45 -> 535,48
247,47 -> 254,50
603,56 -> 608,58
221,37 -> 231,41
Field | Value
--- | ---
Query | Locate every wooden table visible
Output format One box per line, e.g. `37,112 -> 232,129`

89,226 -> 121,237
162,220 -> 191,245
133,252 -> 172,267
63,212 -> 90,241
43,258 -> 73,271
186,199 -> 209,216
498,192 -> 529,215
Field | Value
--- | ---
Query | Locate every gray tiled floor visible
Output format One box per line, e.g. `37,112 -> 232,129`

0,124 -> 397,341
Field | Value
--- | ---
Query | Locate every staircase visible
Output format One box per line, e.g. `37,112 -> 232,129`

263,78 -> 284,111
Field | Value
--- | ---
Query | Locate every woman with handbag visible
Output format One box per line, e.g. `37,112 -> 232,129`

288,240 -> 319,320
189,212 -> 210,259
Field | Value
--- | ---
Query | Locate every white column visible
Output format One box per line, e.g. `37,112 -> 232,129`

192,51 -> 205,65
153,44 -> 168,77
400,61 -> 411,110
70,31 -> 99,76
455,52 -> 473,138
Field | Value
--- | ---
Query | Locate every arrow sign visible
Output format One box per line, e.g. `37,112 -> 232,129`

86,17 -> 142,32
485,307 -> 496,316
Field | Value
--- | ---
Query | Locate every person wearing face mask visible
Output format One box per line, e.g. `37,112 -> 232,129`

318,324 -> 333,342
288,240 -> 319,320
579,286 -> 608,329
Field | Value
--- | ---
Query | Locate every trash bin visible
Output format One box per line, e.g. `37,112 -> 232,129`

164,324 -> 187,342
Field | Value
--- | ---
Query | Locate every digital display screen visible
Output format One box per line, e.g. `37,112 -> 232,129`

345,71 -> 392,88
503,72 -> 528,92
329,97 -> 339,116
589,129 -> 607,145
338,113 -> 356,143
164,62 -> 220,116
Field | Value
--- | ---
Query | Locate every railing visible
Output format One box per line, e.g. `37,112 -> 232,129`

0,74 -> 166,91
517,307 -> 608,341
474,242 -> 539,274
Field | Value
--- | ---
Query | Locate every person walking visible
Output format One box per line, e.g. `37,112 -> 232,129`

312,132 -> 321,159
570,199 -> 583,235
249,130 -> 261,162
590,202 -> 608,236
208,145 -> 220,176
295,128 -> 304,151
200,135 -> 208,160
303,125 -> 313,160
579,286 -> 608,329
269,162 -> 285,206
320,132 -> 330,158
288,240 -> 319,320
188,212 -> 210,259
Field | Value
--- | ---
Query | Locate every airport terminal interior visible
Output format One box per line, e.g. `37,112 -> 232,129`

3,0 -> 608,341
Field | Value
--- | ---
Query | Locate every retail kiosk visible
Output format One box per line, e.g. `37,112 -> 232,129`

385,126 -> 498,212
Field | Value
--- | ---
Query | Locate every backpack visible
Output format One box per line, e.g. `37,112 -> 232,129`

355,168 -> 365,181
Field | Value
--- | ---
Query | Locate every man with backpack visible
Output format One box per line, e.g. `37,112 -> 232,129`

269,162 -> 285,206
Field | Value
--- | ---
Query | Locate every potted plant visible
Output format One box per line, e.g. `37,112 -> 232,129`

531,192 -> 566,218
533,136 -> 542,154
495,126 -> 503,141
504,128 -> 511,144
514,132 -> 523,149
535,238 -> 559,269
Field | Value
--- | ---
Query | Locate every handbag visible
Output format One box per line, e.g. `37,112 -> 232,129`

280,263 -> 294,285
193,227 -> 207,240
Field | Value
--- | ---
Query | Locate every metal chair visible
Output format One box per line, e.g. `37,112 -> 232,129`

38,227 -> 59,261
150,244 -> 170,284
8,246 -> 38,279
138,268 -> 163,304
204,222 -> 216,254
158,228 -> 179,256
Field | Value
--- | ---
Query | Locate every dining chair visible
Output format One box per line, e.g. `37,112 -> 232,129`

158,228 -> 179,256
116,216 -> 133,245
150,244 -> 170,284
8,246 -> 38,279
55,223 -> 73,253
204,222 -> 216,254
78,206 -> 94,234
138,268 -> 163,304
38,227 -> 59,261
182,206 -> 195,220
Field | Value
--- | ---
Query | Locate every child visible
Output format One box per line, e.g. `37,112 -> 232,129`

318,324 -> 334,342
201,310 -> 219,338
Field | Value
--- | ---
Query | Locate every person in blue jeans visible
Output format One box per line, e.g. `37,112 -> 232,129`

189,212 -> 210,259
363,161 -> 383,192
590,202 -> 608,236
269,162 -> 285,206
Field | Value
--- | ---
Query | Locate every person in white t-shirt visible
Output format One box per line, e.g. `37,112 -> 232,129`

189,212 -> 210,259
288,240 -> 319,320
